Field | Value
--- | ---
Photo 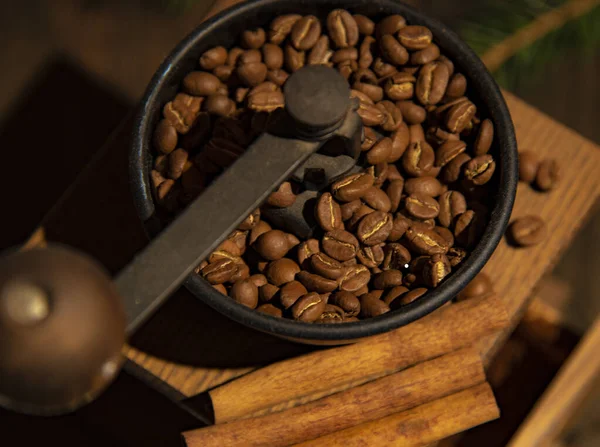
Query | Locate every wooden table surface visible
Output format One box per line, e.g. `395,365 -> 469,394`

30,0 -> 600,409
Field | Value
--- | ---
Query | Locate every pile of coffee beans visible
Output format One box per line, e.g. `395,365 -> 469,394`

150,10 -> 502,323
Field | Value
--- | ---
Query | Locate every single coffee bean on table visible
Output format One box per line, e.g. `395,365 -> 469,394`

150,8 -> 507,322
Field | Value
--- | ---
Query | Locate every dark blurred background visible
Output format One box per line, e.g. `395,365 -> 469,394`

0,0 -> 598,445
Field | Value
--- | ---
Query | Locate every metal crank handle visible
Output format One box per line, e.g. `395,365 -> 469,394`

0,66 -> 361,415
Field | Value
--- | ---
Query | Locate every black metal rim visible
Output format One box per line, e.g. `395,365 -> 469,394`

130,0 -> 518,342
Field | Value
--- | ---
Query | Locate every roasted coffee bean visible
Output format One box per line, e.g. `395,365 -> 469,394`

183,71 -> 222,96
311,252 -> 345,280
353,82 -> 384,103
297,271 -> 338,293
259,284 -> 280,302
314,192 -> 344,232
472,119 -> 494,156
290,15 -> 321,50
389,288 -> 427,309
405,193 -> 440,219
385,179 -> 404,213
402,140 -> 435,177
284,44 -> 305,72
365,137 -> 391,165
317,304 -> 346,323
426,126 -> 459,146
247,91 -> 285,112
376,101 -> 403,132
388,213 -> 412,242
337,59 -> 357,80
410,43 -> 440,65
379,35 -> 409,66
409,123 -> 425,144
267,69 -> 290,86
297,239 -> 320,267
347,204 -> 376,230
356,244 -> 385,268
457,272 -> 493,301
405,225 -> 449,255
212,284 -> 227,295
435,140 -> 467,168
167,149 -> 188,180
204,94 -> 236,117
360,127 -> 378,153
341,200 -> 362,221
518,151 -> 539,183
361,187 -> 392,212
509,215 -> 546,247
375,14 -> 406,38
396,101 -> 426,124
382,286 -> 409,306
447,247 -> 467,267
438,195 -> 467,231
257,304 -> 283,318
265,258 -> 300,286
422,254 -> 451,287
464,155 -> 496,185
436,54 -> 454,76
308,35 -> 333,65
269,14 -> 302,44
416,62 -> 450,106
332,173 -> 374,202
404,176 -> 443,197
357,211 -> 393,246
200,46 -> 228,70
351,14 -> 374,36
267,182 -> 296,208
216,239 -> 244,257
535,159 -> 560,191
279,280 -> 308,309
240,27 -> 266,49
446,100 -> 476,133
382,243 -> 412,270
372,269 -> 403,290
328,9 -> 359,48
445,73 -> 467,99
249,274 -> 268,288
262,43 -> 284,70
292,293 -> 326,322
433,226 -> 454,247
254,230 -> 292,260
360,293 -> 390,317
330,291 -> 361,317
201,259 -> 238,284
227,230 -> 249,255
390,123 -> 410,162
442,152 -> 471,184
454,210 -> 483,248
237,61 -> 268,87
322,230 -> 360,261
230,279 -> 259,309
230,260 -> 250,282
238,208 -> 260,231
338,265 -> 371,292
163,93 -> 203,134
153,156 -> 168,177
372,57 -> 397,78
332,48 -> 358,64
357,100 -> 386,126
154,119 -> 178,154
398,25 -> 433,50
383,72 -> 415,101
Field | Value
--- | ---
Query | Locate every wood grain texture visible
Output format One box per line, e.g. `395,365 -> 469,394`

210,295 -> 507,423
295,382 -> 500,447
183,349 -> 485,447
508,316 -> 600,447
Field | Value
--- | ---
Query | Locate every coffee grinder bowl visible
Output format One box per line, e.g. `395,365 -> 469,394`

130,0 -> 518,344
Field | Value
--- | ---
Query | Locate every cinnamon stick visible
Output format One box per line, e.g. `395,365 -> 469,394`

182,349 -> 485,447
210,295 -> 508,423
296,382 -> 499,447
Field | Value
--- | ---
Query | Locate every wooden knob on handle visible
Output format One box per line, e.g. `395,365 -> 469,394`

0,245 -> 126,415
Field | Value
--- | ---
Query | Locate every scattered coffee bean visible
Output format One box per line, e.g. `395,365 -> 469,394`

269,14 -> 302,44
292,292 -> 326,322
457,272 -> 493,301
509,215 -> 546,247
322,230 -> 360,261
464,155 -> 496,185
200,46 -> 228,70
297,271 -> 339,293
259,283 -> 280,302
328,9 -> 359,48
267,182 -> 296,207
438,190 -> 467,228
290,16 -> 321,50
357,244 -> 385,268
396,101 -> 426,124
201,259 -> 238,284
315,192 -> 344,231
257,303 -> 283,318
230,279 -> 259,309
154,120 -> 178,154
360,292 -> 390,317
518,151 -> 539,184
362,186 -> 392,212
474,119 -> 494,155
332,173 -> 374,202
442,152 -> 471,184
416,61 -> 450,106
402,140 -> 435,177
330,291 -> 361,317
317,304 -> 346,323
435,140 -> 467,168
422,254 -> 451,287
405,193 -> 440,219
389,287 -> 427,309
357,211 -> 393,245
279,280 -> 309,309
410,43 -> 440,65
405,225 -> 449,256
311,252 -> 345,280
535,159 -> 560,191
